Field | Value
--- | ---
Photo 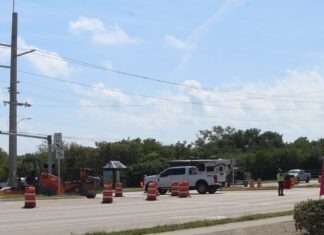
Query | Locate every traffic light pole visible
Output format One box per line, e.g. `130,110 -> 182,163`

0,131 -> 53,175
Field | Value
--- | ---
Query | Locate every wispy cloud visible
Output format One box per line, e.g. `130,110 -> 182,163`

166,0 -> 245,71
164,35 -> 188,50
76,68 -> 324,142
18,38 -> 73,77
69,17 -> 138,46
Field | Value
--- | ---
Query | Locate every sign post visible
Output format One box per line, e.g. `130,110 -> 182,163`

54,133 -> 64,195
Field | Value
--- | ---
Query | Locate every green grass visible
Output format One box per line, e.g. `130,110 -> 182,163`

0,194 -> 83,201
83,210 -> 293,235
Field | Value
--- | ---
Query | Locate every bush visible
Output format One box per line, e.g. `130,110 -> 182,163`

294,199 -> 324,235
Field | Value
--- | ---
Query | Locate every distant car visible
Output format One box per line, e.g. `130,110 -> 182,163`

287,169 -> 311,183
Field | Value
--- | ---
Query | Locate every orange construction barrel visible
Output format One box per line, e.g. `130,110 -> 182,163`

146,182 -> 158,201
171,181 -> 179,196
114,182 -> 123,197
24,186 -> 36,209
102,184 -> 113,203
257,178 -> 262,188
249,180 -> 255,188
178,180 -> 189,198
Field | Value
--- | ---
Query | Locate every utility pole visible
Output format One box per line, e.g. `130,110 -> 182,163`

4,7 -> 33,187
8,11 -> 18,187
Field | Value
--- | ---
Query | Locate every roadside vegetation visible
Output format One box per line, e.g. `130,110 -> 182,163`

83,210 -> 293,235
294,199 -> 324,235
0,125 -> 323,186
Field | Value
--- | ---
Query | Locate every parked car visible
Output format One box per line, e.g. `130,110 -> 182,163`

287,169 -> 311,183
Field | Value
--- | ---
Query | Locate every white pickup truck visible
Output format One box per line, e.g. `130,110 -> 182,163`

287,169 -> 311,183
144,166 -> 221,194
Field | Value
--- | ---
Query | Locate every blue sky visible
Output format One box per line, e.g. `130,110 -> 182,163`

1,0 -> 324,154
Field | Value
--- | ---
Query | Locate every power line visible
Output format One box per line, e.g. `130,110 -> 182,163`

31,49 -> 324,100
18,70 -> 324,111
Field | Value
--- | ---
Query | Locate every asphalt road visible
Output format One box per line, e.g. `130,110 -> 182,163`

0,187 -> 319,235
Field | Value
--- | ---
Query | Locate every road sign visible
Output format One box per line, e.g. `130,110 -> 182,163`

54,133 -> 63,149
54,133 -> 64,159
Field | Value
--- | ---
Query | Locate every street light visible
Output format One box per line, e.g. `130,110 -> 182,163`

17,117 -> 31,125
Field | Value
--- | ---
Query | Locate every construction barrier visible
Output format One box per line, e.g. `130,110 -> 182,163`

102,184 -> 113,203
178,180 -> 189,198
24,186 -> 36,209
146,182 -> 158,201
249,180 -> 255,188
171,181 -> 179,196
257,178 -> 262,188
319,175 -> 322,183
293,176 -> 298,185
114,183 -> 123,197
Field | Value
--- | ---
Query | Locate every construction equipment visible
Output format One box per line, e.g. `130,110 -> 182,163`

63,168 -> 101,198
16,158 -> 101,198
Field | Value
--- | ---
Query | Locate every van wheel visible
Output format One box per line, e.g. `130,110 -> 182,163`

196,181 -> 208,194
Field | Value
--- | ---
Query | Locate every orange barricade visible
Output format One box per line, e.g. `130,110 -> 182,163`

178,180 -> 189,198
115,183 -> 123,197
257,178 -> 262,188
171,181 -> 179,196
102,184 -> 113,203
24,186 -> 36,209
319,175 -> 322,183
146,182 -> 157,201
293,176 -> 298,185
249,180 -> 255,188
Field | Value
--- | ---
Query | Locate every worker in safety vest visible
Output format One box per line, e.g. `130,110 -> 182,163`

277,168 -> 284,196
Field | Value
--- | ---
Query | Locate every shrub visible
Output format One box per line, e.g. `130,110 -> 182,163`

294,199 -> 324,235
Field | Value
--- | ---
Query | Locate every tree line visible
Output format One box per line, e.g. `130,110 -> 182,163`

0,126 -> 323,186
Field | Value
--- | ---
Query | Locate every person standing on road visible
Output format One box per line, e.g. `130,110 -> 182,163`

277,168 -> 284,196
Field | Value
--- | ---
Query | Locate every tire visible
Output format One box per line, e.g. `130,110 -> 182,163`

37,185 -> 55,196
86,191 -> 96,199
306,178 -> 310,183
208,186 -> 217,194
196,181 -> 208,194
158,188 -> 168,195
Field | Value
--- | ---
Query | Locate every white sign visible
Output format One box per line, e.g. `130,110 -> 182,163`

54,133 -> 64,159
56,148 -> 64,160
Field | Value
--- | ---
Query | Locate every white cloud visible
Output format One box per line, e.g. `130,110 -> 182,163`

18,38 -> 73,77
76,69 -> 324,142
164,35 -> 188,50
69,17 -> 105,33
69,17 -> 138,45
166,0 -> 245,72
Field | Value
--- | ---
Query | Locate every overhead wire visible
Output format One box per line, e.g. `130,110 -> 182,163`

18,70 -> 324,111
31,49 -> 324,100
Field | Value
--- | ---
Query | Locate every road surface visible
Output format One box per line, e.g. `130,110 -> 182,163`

0,187 -> 319,235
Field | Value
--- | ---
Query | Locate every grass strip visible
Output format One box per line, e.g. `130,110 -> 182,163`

84,210 -> 293,235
